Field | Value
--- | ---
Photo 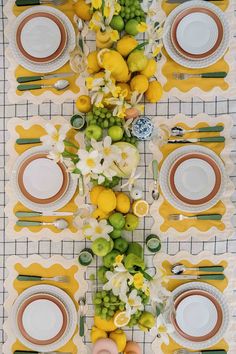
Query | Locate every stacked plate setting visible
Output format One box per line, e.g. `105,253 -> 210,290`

10,6 -> 75,73
12,146 -> 77,212
159,145 -> 226,213
163,0 -> 230,68
11,285 -> 77,352
170,282 -> 229,349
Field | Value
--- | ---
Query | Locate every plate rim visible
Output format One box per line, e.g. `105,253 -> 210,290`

169,153 -> 222,205
171,7 -> 223,60
16,12 -> 67,63
18,153 -> 69,204
11,146 -> 78,212
159,145 -> 226,213
10,284 -> 77,352
170,282 -> 229,349
171,289 -> 223,341
17,293 -> 68,345
163,0 -> 230,69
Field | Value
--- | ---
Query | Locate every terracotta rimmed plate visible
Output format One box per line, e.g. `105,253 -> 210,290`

169,153 -> 222,205
18,153 -> 69,204
17,293 -> 68,345
16,12 -> 67,63
171,289 -> 223,342
171,7 -> 223,60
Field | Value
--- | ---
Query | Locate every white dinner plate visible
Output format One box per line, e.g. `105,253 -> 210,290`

159,145 -> 226,212
163,0 -> 229,68
11,285 -> 77,352
22,299 -> 63,341
10,6 -> 75,73
176,12 -> 219,55
170,282 -> 229,349
23,158 -> 64,199
173,158 -> 216,200
12,146 -> 78,212
20,17 -> 61,59
175,295 -> 218,337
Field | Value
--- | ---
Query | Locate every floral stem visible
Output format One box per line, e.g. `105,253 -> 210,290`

62,150 -> 78,159
63,139 -> 80,150
140,270 -> 153,281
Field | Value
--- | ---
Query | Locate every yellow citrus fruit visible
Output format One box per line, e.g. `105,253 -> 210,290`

130,75 -> 149,93
97,189 -> 117,213
140,58 -> 157,78
116,192 -> 131,214
92,208 -> 111,220
145,80 -> 163,103
74,0 -> 92,21
109,329 -> 127,352
132,200 -> 149,217
91,326 -> 108,343
117,35 -> 138,57
117,82 -> 131,100
94,315 -> 117,332
98,49 -> 130,82
87,51 -> 100,74
114,311 -> 130,327
76,95 -> 92,113
96,30 -> 113,49
90,185 -> 106,205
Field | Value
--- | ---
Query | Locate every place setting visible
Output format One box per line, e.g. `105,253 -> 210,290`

5,116 -> 89,241
148,113 -> 235,240
3,255 -> 88,354
151,251 -> 236,354
156,0 -> 236,99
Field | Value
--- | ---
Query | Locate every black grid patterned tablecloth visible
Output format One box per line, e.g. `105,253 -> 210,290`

1,1 -> 236,353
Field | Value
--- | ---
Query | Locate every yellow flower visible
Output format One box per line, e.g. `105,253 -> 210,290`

152,45 -> 162,57
86,77 -> 94,90
137,22 -> 148,33
114,254 -> 124,266
104,5 -> 111,17
145,287 -> 150,296
95,101 -> 104,108
114,2 -> 121,13
133,272 -> 144,289
110,29 -> 119,42
92,0 -> 102,9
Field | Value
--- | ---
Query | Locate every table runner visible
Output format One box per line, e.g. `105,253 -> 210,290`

1,0 -> 236,353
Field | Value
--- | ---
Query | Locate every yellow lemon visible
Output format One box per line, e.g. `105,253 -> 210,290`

116,192 -> 131,214
87,51 -> 100,74
98,49 -> 130,82
116,35 -> 138,57
94,315 -> 117,332
91,326 -> 108,343
145,80 -> 163,103
74,0 -> 92,21
90,185 -> 106,205
76,95 -> 92,113
96,30 -> 113,48
114,311 -> 130,327
109,329 -> 127,352
92,208 -> 111,220
97,189 -> 117,213
132,200 -> 149,217
117,83 -> 131,100
130,75 -> 149,93
140,58 -> 157,78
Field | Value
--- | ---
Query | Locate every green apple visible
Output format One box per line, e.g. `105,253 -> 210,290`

108,126 -> 124,142
138,311 -> 156,331
125,213 -> 139,231
114,237 -> 129,254
125,19 -> 139,36
109,213 -> 125,230
92,238 -> 111,256
103,250 -> 120,268
109,229 -> 122,239
85,124 -> 103,140
110,15 -> 124,31
111,142 -> 140,177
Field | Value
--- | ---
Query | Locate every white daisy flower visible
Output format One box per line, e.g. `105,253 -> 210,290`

41,123 -> 69,151
104,264 -> 134,298
120,167 -> 141,191
84,218 -> 113,241
119,146 -> 136,169
155,314 -> 174,345
47,145 -> 64,163
122,289 -> 144,315
77,150 -> 103,175
91,136 -> 122,164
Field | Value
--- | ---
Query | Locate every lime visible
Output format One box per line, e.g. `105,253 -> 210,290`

110,15 -> 125,31
125,19 -> 139,36
109,212 -> 126,230
78,248 -> 94,265
146,234 -> 161,253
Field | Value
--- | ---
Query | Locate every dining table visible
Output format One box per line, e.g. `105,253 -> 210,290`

0,0 -> 236,353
